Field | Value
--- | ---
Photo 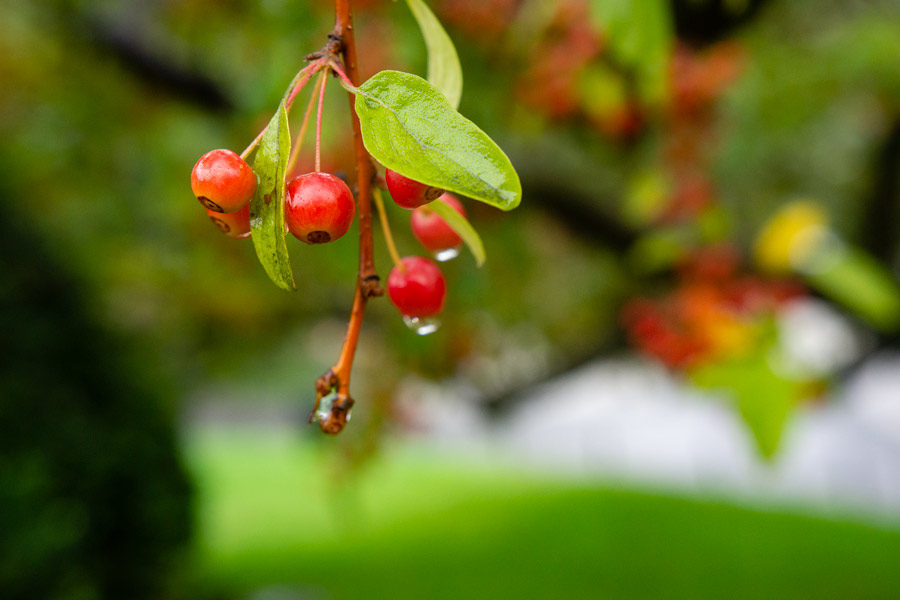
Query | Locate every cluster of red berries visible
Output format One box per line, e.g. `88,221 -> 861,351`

191,152 -> 465,329
381,168 -> 470,329
190,148 -> 355,244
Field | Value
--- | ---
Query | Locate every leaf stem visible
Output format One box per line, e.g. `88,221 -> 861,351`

314,68 -> 328,173
373,188 -> 405,271
329,60 -> 357,91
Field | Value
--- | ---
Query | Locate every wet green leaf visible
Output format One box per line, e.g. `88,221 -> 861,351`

354,70 -> 521,211
404,0 -> 463,109
249,104 -> 295,291
427,197 -> 486,266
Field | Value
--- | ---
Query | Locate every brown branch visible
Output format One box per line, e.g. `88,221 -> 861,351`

312,0 -> 382,435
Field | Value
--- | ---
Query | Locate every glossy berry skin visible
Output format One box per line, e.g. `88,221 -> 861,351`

191,149 -> 257,213
385,168 -> 444,209
206,204 -> 251,239
387,256 -> 446,318
285,172 -> 355,244
410,193 -> 465,252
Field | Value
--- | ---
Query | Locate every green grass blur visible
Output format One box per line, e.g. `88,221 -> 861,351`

188,428 -> 900,599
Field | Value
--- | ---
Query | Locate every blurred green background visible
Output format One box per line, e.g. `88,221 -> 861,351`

2,0 -> 900,598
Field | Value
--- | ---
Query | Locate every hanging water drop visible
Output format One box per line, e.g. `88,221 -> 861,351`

312,390 -> 338,424
434,247 -> 460,262
403,315 -> 441,335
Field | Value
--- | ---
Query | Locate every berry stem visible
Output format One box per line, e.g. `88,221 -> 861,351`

241,60 -> 325,160
286,67 -> 322,177
314,68 -> 328,173
313,0 -> 382,434
373,188 -> 405,272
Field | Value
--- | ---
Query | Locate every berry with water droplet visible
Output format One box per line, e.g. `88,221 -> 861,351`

385,168 -> 444,209
411,193 -> 465,255
206,204 -> 251,239
285,172 -> 356,244
191,149 -> 257,213
387,256 -> 446,319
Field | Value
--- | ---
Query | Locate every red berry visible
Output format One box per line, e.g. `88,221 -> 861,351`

191,149 -> 257,213
284,172 -> 355,244
385,168 -> 444,209
206,204 -> 251,239
387,256 -> 446,318
410,193 -> 465,252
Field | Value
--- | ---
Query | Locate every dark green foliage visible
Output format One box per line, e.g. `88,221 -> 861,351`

0,199 -> 192,600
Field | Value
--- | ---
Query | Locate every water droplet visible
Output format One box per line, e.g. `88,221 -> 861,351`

434,247 -> 460,262
403,315 -> 441,335
312,390 -> 338,424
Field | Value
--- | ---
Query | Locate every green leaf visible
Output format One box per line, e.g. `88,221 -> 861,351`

249,104 -> 295,291
404,0 -> 463,109
354,70 -> 521,211
690,348 -> 797,460
427,197 -> 486,266
804,245 -> 900,332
